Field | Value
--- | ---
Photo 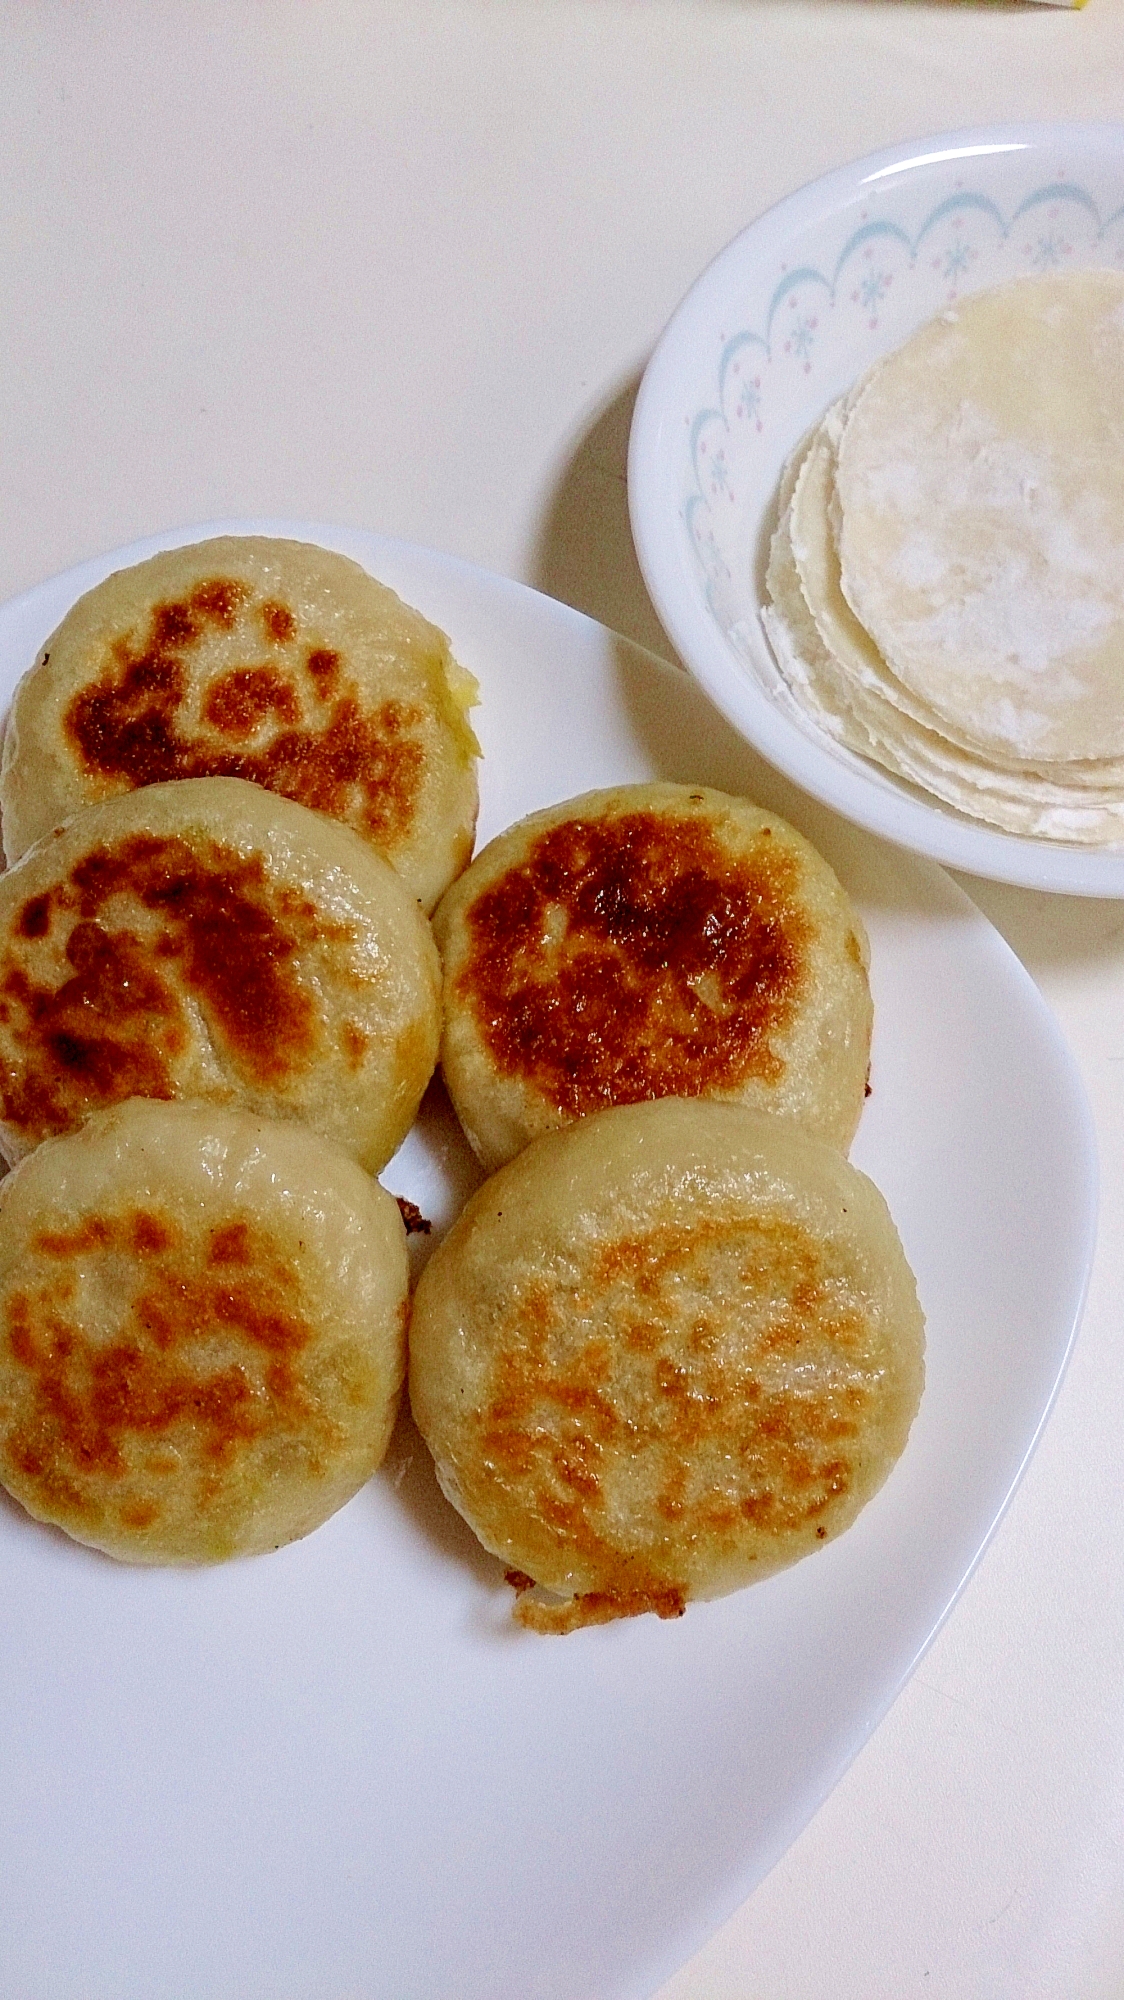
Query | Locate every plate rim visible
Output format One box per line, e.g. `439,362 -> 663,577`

0,520 -> 1101,2000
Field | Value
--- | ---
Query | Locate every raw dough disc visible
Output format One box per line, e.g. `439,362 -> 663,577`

763,410 -> 1124,841
833,270 -> 1124,766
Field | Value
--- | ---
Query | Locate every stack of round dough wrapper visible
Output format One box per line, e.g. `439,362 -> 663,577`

410,1097 -> 925,1632
0,536 -> 481,911
433,781 -> 872,1170
762,270 -> 1124,841
0,775 -> 440,1172
0,1098 -> 409,1564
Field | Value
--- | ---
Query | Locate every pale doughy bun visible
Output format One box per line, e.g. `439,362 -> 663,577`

0,1098 -> 408,1563
1,537 -> 481,910
0,776 -> 440,1172
409,1098 -> 925,1631
433,782 -> 872,1169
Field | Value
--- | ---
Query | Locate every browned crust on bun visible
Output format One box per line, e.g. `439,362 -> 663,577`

0,777 -> 441,1172
409,1098 -> 925,1630
1,538 -> 480,911
0,1099 -> 409,1563
433,783 -> 872,1169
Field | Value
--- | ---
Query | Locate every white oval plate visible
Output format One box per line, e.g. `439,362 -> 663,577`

0,523 -> 1097,2000
629,122 -> 1124,895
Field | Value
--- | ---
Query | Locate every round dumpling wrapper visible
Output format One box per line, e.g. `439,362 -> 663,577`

0,775 -> 440,1172
433,782 -> 873,1170
0,1098 -> 409,1563
763,413 -> 1124,841
0,536 -> 481,911
409,1096 -> 925,1631
833,271 -> 1124,766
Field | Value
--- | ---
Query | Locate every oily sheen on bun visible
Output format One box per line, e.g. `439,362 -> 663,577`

0,776 -> 440,1172
1,536 -> 481,910
0,1098 -> 409,1564
433,782 -> 872,1170
409,1097 -> 925,1632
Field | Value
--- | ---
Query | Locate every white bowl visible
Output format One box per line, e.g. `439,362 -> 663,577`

629,123 -> 1124,895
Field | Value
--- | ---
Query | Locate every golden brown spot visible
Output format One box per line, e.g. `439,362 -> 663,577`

624,1319 -> 660,1354
456,811 -> 811,1116
130,1211 -> 176,1256
261,600 -> 296,643
189,579 -> 249,627
201,667 -> 299,739
395,1196 -> 431,1235
32,1217 -> 113,1258
151,603 -> 198,652
306,648 -> 340,699
340,1021 -> 369,1071
208,1221 -> 252,1265
656,1463 -> 688,1521
6,1294 -> 37,1369
62,587 -> 426,849
0,831 -> 329,1145
0,1210 -> 324,1524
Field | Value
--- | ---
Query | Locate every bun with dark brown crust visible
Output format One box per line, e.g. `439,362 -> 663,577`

433,783 -> 872,1170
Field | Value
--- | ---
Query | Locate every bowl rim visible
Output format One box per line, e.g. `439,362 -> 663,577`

628,120 -> 1124,895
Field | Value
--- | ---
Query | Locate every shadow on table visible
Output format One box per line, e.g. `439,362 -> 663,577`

531,369 -> 677,666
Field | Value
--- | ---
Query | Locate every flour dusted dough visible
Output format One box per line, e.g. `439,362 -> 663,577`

834,271 -> 1124,766
409,1097 -> 925,1631
0,1099 -> 408,1563
1,537 -> 481,910
763,406 -> 1124,840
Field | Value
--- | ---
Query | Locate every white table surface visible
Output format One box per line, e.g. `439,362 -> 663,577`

5,6 -> 1124,1995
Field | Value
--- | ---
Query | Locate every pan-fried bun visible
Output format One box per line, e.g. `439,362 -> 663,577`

0,776 -> 440,1172
0,1098 -> 408,1564
1,537 -> 480,911
433,783 -> 872,1169
409,1097 -> 924,1632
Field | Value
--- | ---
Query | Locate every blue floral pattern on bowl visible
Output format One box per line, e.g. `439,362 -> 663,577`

629,126 -> 1124,891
